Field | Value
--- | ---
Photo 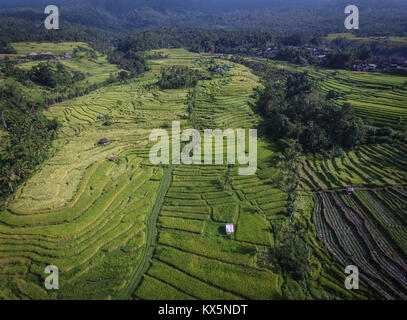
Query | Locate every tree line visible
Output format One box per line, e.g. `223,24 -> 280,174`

2,61 -> 86,88
0,17 -> 113,53
0,81 -> 60,200
115,28 -> 275,55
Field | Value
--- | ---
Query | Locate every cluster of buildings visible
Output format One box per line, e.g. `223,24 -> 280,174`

255,45 -> 407,74
352,58 -> 407,73
259,46 -> 330,60
0,52 -> 72,64
304,46 -> 330,61
25,51 -> 73,61
263,47 -> 279,58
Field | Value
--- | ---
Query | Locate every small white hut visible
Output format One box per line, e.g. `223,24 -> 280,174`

226,223 -> 234,235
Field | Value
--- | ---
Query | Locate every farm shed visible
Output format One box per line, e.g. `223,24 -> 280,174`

98,138 -> 111,146
98,114 -> 105,119
346,187 -> 355,195
108,156 -> 118,162
226,223 -> 234,235
41,52 -> 55,57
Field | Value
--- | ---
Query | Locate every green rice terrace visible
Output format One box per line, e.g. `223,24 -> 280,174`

0,42 -> 120,101
0,45 -> 406,300
249,58 -> 407,128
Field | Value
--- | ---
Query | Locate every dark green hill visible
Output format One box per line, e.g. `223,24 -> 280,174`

1,0 -> 407,36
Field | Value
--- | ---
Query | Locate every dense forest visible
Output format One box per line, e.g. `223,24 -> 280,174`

116,28 -> 275,55
0,17 -> 113,52
158,66 -> 200,89
2,0 -> 407,36
0,40 -> 16,54
0,81 -> 60,200
107,50 -> 147,77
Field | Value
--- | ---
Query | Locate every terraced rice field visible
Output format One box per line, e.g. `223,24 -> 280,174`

135,55 -> 287,299
300,128 -> 407,299
0,48 -> 193,299
137,164 -> 282,300
135,50 -> 377,300
141,46 -> 406,301
299,143 -> 407,191
18,53 -> 119,87
0,42 -> 89,58
1,45 -> 406,300
1,47 -> 291,299
314,70 -> 407,127
0,42 -> 122,103
314,188 -> 407,299
240,56 -> 407,299
253,58 -> 407,128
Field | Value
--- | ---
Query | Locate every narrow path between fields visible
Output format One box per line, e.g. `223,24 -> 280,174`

122,165 -> 175,299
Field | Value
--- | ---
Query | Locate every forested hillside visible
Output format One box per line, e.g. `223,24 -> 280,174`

1,0 -> 407,36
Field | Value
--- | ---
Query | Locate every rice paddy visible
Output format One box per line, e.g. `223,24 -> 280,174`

0,45 -> 406,300
314,188 -> 407,299
251,58 -> 407,128
0,42 -> 90,59
135,59 -> 285,298
299,143 -> 407,191
0,42 -> 122,104
134,49 -> 379,300
0,48 -> 191,299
